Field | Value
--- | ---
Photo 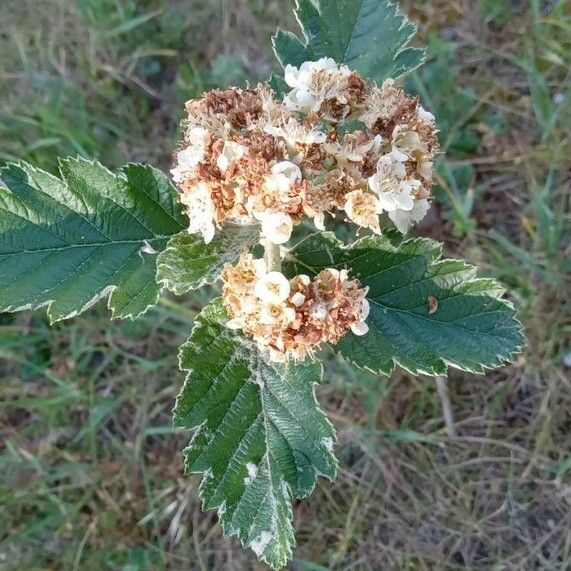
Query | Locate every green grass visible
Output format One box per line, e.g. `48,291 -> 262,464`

1,0 -> 570,569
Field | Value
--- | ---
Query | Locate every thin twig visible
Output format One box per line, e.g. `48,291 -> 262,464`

265,240 -> 282,272
435,375 -> 456,437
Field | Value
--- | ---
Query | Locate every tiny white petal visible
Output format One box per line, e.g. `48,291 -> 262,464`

202,222 -> 216,244
391,148 -> 409,163
216,141 -> 246,173
418,106 -> 435,123
283,307 -> 296,323
351,321 -> 369,336
310,303 -> 329,321
291,292 -> 306,307
259,306 -> 275,325
253,257 -> 267,277
388,199 -> 431,234
360,298 -> 370,320
314,212 -> 326,230
227,318 -> 244,330
269,349 -> 286,363
271,161 -> 302,183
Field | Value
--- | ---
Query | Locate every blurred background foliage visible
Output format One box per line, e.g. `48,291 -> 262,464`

0,0 -> 570,569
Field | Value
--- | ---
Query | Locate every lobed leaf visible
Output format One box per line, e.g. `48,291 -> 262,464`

175,299 -> 337,569
284,232 -> 525,376
0,158 -> 187,322
157,224 -> 260,295
273,0 -> 425,83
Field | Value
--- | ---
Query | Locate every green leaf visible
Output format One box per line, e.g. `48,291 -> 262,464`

157,224 -> 260,295
284,233 -> 524,376
0,158 -> 187,322
175,299 -> 337,569
273,0 -> 425,82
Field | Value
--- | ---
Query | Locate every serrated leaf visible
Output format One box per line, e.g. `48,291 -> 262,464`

285,233 -> 524,376
175,299 -> 337,569
157,224 -> 260,295
0,158 -> 187,322
273,0 -> 425,82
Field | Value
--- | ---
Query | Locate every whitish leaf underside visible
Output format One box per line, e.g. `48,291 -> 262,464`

0,159 -> 187,322
285,233 -> 524,375
273,0 -> 425,82
174,300 -> 337,568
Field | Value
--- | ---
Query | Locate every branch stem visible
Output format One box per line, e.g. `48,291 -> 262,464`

265,241 -> 282,273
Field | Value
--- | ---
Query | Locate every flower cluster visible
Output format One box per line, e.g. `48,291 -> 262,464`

172,58 -> 439,243
222,254 -> 369,362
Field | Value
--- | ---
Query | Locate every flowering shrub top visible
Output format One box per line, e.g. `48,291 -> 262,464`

172,60 -> 438,246
223,253 -> 370,362
0,1 -> 524,568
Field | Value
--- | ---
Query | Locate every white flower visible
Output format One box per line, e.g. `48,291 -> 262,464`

259,304 -> 296,325
378,185 -> 415,213
325,134 -> 382,164
389,198 -> 431,234
264,117 -> 326,146
284,58 -> 338,89
283,58 -> 352,114
255,271 -> 291,304
271,161 -> 302,184
258,211 -> 294,244
375,155 -> 406,180
180,182 -> 216,243
261,169 -> 296,203
171,149 -> 202,183
369,174 -> 417,213
392,126 -> 426,158
216,141 -> 246,173
344,190 -> 381,233
170,127 -> 211,183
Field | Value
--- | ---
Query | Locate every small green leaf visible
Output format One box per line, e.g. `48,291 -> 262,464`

175,299 -> 337,569
157,224 -> 260,295
273,0 -> 425,82
268,72 -> 290,100
0,159 -> 187,322
285,233 -> 525,376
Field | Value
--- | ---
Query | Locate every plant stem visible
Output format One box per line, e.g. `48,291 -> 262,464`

265,240 -> 282,273
435,375 -> 456,437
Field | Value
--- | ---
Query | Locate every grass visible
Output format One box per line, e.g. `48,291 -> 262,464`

1,0 -> 570,569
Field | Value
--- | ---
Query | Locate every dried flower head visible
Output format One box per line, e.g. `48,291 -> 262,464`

283,58 -> 365,121
172,59 -> 439,243
222,253 -> 370,362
